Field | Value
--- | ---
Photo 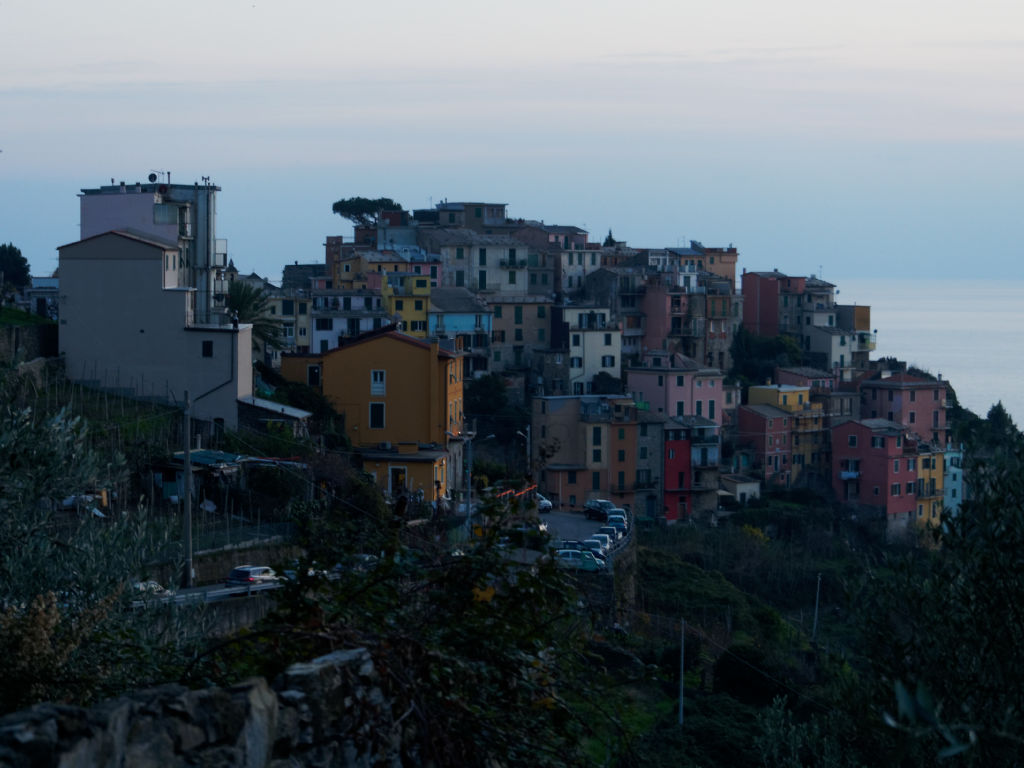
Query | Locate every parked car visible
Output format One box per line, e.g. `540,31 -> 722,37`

581,538 -> 609,557
584,499 -> 616,521
590,532 -> 613,551
606,520 -> 628,539
606,513 -> 629,530
597,525 -> 622,542
536,493 -> 553,512
554,549 -> 605,572
226,565 -> 278,585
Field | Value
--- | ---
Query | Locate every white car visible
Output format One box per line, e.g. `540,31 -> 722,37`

536,493 -> 553,512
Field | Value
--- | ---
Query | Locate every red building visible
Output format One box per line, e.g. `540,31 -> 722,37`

663,416 -> 721,523
831,418 -> 919,539
736,404 -> 793,487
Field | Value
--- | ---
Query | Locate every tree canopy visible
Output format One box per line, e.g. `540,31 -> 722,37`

330,196 -> 403,228
0,243 -> 30,290
226,280 -> 282,352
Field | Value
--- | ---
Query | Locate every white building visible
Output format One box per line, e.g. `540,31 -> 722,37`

58,231 -> 252,429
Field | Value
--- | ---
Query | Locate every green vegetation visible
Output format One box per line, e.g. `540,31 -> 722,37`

728,326 -> 803,389
0,242 -> 30,291
3,350 -> 1024,765
225,279 -> 282,352
330,196 -> 404,228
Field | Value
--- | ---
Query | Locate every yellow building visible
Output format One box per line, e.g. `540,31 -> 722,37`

280,329 -> 464,501
381,275 -> 432,339
915,449 -> 945,531
747,384 -> 826,484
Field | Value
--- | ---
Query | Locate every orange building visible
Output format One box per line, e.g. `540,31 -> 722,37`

281,329 -> 464,502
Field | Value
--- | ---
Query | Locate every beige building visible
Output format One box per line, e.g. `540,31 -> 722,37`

58,231 -> 253,429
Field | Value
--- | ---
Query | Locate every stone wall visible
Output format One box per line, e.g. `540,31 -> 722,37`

0,648 -> 400,768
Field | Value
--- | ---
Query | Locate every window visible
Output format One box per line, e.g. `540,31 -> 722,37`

537,329 -> 545,342
537,305 -> 546,318
514,328 -> 523,341
455,270 -> 465,287
494,305 -> 502,318
371,369 -> 386,394
601,355 -> 615,367
202,340 -> 213,357
592,426 -> 602,445
508,247 -> 517,261
907,459 -> 914,471
411,320 -> 426,332
910,390 -> 916,402
592,471 -> 600,491
572,334 -> 581,346
570,357 -> 583,368
282,299 -> 294,315
871,436 -> 884,448
514,306 -> 523,324
414,300 -> 423,311
676,375 -> 684,386
708,400 -> 715,420
640,423 -> 648,437
299,302 -> 307,314
508,271 -> 516,284
456,247 -> 464,259
479,248 -> 487,265
695,401 -> 702,416
848,435 -> 857,447
617,450 -> 625,461
604,333 -> 612,345
307,365 -> 321,387
675,402 -> 685,417
873,486 -> 880,496
299,327 -> 306,337
478,271 -> 486,290
639,446 -> 648,459
907,481 -> 915,494
891,483 -> 901,497
909,411 -> 916,423
395,300 -> 404,311
369,402 -> 385,429
894,459 -> 900,473
568,470 -> 577,484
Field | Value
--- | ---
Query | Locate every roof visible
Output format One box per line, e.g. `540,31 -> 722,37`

238,395 -> 312,421
422,228 -> 527,247
776,366 -> 833,379
741,404 -> 791,419
58,228 -> 179,252
858,418 -> 906,433
668,415 -> 718,429
429,287 -> 489,314
864,373 -> 943,389
332,328 -> 455,358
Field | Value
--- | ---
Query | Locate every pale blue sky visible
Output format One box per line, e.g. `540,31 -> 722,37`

2,0 -> 1023,283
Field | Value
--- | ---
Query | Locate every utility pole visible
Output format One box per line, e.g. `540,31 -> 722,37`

183,391 -> 193,588
812,572 -> 822,642
679,618 -> 685,726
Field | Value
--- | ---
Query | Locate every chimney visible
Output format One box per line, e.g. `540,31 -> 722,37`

119,181 -> 126,193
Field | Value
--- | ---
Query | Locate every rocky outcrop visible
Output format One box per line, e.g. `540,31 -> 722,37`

0,648 -> 399,768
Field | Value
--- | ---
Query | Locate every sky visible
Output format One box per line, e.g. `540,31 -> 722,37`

2,0 -> 1023,285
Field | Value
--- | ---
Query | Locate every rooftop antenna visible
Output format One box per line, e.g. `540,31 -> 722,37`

149,170 -> 169,183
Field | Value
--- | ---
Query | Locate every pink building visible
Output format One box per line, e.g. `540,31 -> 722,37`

736,404 -> 793,486
859,372 -> 949,447
627,351 -> 724,425
831,418 -> 919,537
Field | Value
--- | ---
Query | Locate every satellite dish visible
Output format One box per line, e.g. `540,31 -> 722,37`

148,173 -> 158,183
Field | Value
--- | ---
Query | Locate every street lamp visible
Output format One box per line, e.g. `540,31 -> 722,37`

515,425 -> 531,474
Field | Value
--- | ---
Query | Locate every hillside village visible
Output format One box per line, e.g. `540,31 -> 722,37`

20,176 -> 965,545
4,175 -> 1022,766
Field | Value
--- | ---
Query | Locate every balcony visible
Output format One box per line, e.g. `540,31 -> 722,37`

840,470 -> 860,480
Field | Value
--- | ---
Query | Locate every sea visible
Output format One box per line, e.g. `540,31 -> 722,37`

837,278 -> 1024,429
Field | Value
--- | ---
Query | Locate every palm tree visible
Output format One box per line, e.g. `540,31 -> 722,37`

225,280 -> 282,354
